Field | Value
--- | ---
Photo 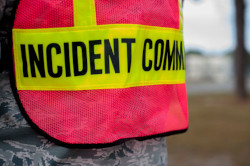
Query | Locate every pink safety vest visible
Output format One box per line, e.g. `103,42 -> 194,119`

12,0 -> 188,147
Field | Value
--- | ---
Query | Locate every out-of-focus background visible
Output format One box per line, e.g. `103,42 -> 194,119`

167,0 -> 250,166
0,0 -> 249,165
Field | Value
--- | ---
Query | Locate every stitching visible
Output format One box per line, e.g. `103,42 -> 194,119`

17,80 -> 186,91
13,24 -> 183,33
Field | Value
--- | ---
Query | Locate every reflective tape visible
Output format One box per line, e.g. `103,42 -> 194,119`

13,24 -> 185,91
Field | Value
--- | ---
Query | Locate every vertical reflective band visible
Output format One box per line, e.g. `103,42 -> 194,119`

73,0 -> 97,26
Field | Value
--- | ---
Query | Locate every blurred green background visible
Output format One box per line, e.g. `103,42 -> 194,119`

167,0 -> 250,166
167,94 -> 250,166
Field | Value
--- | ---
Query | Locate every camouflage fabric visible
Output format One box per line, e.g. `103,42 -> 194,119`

0,71 -> 167,166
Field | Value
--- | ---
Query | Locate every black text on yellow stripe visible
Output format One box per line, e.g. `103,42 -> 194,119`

20,38 -> 184,78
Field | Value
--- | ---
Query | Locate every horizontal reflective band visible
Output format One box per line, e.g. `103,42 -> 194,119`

13,24 -> 185,90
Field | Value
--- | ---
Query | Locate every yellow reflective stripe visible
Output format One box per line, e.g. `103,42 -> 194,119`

179,0 -> 183,31
13,24 -> 185,91
73,0 -> 96,26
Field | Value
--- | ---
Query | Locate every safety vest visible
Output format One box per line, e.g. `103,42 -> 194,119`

12,0 -> 188,147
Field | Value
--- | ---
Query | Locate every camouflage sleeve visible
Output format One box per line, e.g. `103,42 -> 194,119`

0,71 -> 168,166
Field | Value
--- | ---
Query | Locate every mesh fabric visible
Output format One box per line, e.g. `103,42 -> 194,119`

95,0 -> 179,29
14,0 -> 188,144
14,0 -> 74,29
18,84 -> 188,144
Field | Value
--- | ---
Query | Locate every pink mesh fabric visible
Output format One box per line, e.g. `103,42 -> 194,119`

18,84 -> 188,144
14,0 -> 74,29
95,0 -> 179,29
14,0 -> 188,144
